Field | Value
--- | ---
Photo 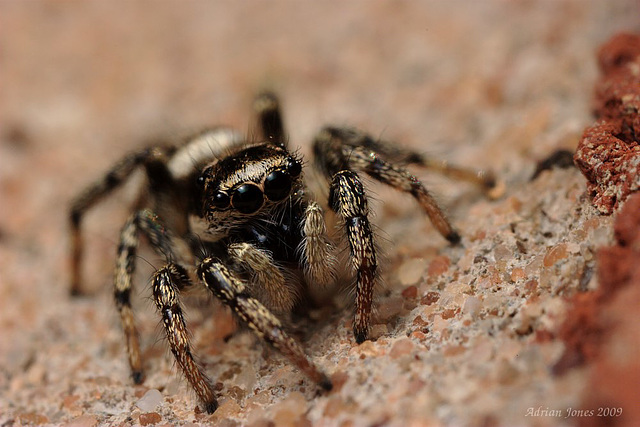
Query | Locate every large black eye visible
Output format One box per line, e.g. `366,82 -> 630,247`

264,170 -> 292,201
287,158 -> 302,177
212,191 -> 230,209
232,183 -> 264,214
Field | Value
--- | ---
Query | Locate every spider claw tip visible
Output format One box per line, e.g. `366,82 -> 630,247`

320,377 -> 333,392
131,370 -> 145,385
203,400 -> 218,414
446,231 -> 461,245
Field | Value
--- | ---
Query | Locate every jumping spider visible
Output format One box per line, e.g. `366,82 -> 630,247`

69,93 -> 496,413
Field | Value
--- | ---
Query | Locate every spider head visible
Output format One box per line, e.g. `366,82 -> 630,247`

197,143 -> 302,232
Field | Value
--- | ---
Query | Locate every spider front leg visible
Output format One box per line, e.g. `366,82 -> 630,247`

300,201 -> 338,287
198,258 -> 333,391
328,171 -> 378,344
114,209 -> 180,384
152,263 -> 218,413
227,242 -> 298,312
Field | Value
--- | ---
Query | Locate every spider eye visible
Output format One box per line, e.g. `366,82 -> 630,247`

287,158 -> 302,177
232,183 -> 264,214
264,170 -> 292,201
212,191 -> 230,209
196,175 -> 206,188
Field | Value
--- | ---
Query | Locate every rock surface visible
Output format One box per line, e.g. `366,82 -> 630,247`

1,2 -> 639,427
574,33 -> 640,214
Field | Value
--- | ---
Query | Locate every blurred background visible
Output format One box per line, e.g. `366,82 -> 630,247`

1,1 -> 638,426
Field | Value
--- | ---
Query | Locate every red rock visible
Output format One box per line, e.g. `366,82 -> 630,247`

401,285 -> 418,299
427,255 -> 450,277
62,394 -> 80,408
524,279 -> 538,297
598,245 -> 634,295
575,121 -> 640,214
420,291 -> 440,306
412,315 -> 428,328
510,267 -> 525,282
139,412 -> 162,426
575,33 -> 640,214
583,285 -> 640,427
330,371 -> 349,392
543,243 -> 568,267
441,308 -> 458,320
597,33 -> 640,75
17,412 -> 49,425
554,192 -> 640,375
410,331 -> 427,341
598,193 -> 640,297
613,192 -> 640,247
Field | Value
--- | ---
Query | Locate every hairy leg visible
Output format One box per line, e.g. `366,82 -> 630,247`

114,214 -> 144,384
327,171 -> 378,344
299,201 -> 338,287
348,146 -> 460,243
316,126 -> 497,194
70,127 -> 243,296
314,127 -> 460,243
152,263 -> 218,413
69,146 -> 170,295
198,258 -> 332,390
113,209 -> 182,384
227,242 -> 298,312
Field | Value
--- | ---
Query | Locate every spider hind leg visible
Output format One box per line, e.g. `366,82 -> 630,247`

69,146 -> 165,295
114,214 -> 144,384
254,91 -> 286,147
314,127 -> 461,244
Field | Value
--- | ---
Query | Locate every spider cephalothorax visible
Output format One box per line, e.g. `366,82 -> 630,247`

199,143 -> 304,237
69,92 -> 496,413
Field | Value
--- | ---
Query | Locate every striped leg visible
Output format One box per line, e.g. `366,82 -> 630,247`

328,171 -> 378,344
347,146 -> 460,244
314,127 -> 460,244
198,258 -> 333,391
315,126 -> 497,194
69,146 -> 165,295
114,209 -> 179,385
152,263 -> 218,414
114,215 -> 144,383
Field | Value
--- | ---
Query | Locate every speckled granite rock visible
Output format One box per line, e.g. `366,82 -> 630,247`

1,2 -> 639,427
